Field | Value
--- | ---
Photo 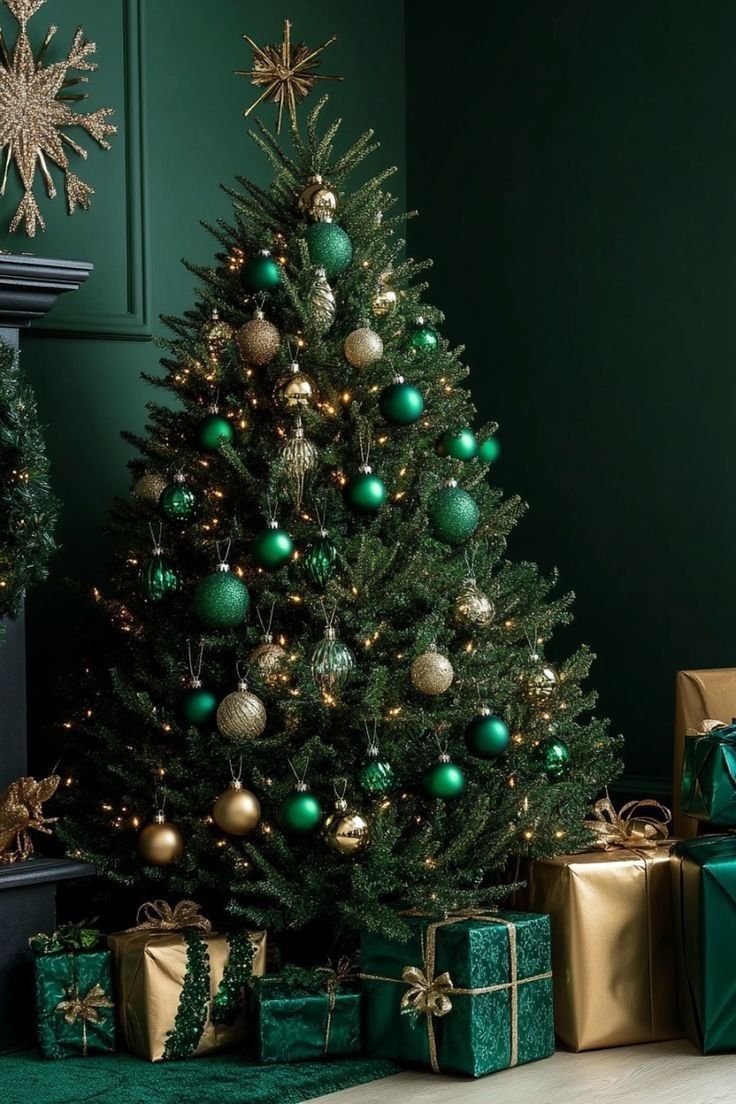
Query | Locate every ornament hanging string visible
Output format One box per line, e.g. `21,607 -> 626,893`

186,639 -> 204,684
288,756 -> 310,788
256,601 -> 276,638
148,521 -> 163,553
215,538 -> 232,567
228,757 -> 244,786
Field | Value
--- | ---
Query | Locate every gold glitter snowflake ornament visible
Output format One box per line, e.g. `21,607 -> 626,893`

0,0 -> 117,237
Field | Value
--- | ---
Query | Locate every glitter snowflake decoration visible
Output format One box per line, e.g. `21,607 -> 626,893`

0,0 -> 117,237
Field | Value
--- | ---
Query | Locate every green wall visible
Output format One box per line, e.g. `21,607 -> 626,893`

406,0 -> 736,793
1,1 -> 405,760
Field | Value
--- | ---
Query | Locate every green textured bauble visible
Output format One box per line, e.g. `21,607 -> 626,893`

304,534 -> 337,588
242,252 -> 281,291
159,480 -> 197,521
140,554 -> 180,601
280,790 -> 324,833
409,323 -> 439,353
478,436 -> 501,464
193,569 -> 249,629
437,428 -> 478,461
543,738 -> 571,780
251,526 -> 294,570
359,757 -> 394,796
345,471 -> 387,514
180,686 -> 218,727
423,759 -> 466,799
379,381 -> 425,426
465,712 -> 510,759
427,484 -> 480,544
197,413 -> 234,453
304,222 -> 353,277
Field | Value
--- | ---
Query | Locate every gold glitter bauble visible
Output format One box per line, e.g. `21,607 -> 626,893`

410,647 -> 454,695
132,472 -> 168,507
202,309 -> 233,361
310,268 -> 336,333
372,285 -> 398,318
343,327 -> 384,369
298,174 -> 338,222
212,781 -> 261,836
137,816 -> 184,866
236,310 -> 281,367
526,661 -> 559,701
275,365 -> 317,409
248,636 -> 288,688
453,581 -> 494,628
216,683 -> 267,741
323,808 -> 370,855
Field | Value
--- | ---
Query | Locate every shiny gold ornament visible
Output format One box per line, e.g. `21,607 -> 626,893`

298,173 -> 338,222
236,19 -> 342,134
323,791 -> 370,856
236,308 -> 280,367
216,680 -> 267,741
201,309 -> 233,364
0,773 -> 58,864
344,326 -> 384,369
310,267 -> 336,333
372,280 -> 398,318
0,0 -> 117,237
248,633 -> 288,688
410,646 -> 454,696
212,780 -> 261,836
132,472 -> 168,507
526,659 -> 559,700
275,362 -> 316,409
280,414 -> 319,508
137,814 -> 184,867
453,578 -> 494,628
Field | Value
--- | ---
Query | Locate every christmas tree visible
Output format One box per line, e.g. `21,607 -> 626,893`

59,31 -> 620,939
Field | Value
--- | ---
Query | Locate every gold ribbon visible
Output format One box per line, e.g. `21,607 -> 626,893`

689,719 -> 730,736
315,955 -> 357,1055
126,899 -> 212,933
55,983 -> 114,1056
582,793 -> 671,851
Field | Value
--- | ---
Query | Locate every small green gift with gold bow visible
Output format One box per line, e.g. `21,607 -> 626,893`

31,919 -> 116,1059
256,960 -> 362,1062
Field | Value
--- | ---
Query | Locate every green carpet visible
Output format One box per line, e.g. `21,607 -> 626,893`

0,1050 -> 400,1104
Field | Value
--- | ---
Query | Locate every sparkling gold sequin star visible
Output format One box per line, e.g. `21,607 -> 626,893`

0,0 -> 117,237
236,19 -> 342,134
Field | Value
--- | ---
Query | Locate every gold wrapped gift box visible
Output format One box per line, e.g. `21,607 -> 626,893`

674,668 -> 736,837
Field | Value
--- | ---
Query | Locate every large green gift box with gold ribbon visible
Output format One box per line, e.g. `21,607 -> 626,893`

257,984 -> 362,1062
361,910 -> 554,1077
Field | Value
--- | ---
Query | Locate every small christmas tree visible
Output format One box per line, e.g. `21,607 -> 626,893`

59,28 -> 620,939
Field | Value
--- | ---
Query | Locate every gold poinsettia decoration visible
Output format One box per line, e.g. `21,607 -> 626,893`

0,0 -> 117,237
0,773 -> 59,863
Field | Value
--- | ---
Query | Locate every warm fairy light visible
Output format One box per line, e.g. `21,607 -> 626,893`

464,641 -> 474,653
398,467 -> 407,477
131,816 -> 140,828
204,816 -> 214,825
396,653 -> 404,660
512,733 -> 524,745
262,823 -> 272,835
234,566 -> 245,577
216,839 -> 227,848
364,638 -> 372,648
425,858 -> 436,869
523,829 -> 534,841
370,385 -> 379,393
157,767 -> 166,778
265,777 -> 273,786
213,489 -> 224,499
555,830 -> 565,840
92,587 -> 101,601
292,550 -> 300,560
389,706 -> 402,716
394,492 -> 405,501
289,688 -> 301,697
162,723 -> 171,732
63,721 -> 72,730
508,775 -> 517,788
414,815 -> 422,824
351,586 -> 358,596
289,594 -> 303,603
504,620 -> 514,629
342,392 -> 351,403
65,777 -> 73,787
522,796 -> 529,812
361,259 -> 370,268
101,803 -> 112,812
322,693 -> 336,707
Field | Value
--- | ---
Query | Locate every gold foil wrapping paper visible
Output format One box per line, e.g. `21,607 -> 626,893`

523,845 -> 681,1050
107,928 -> 266,1061
674,667 -> 736,837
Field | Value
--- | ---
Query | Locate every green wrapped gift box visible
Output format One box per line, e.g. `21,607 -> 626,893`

34,949 -> 115,1059
672,834 -> 736,1052
681,723 -> 736,825
257,983 -> 362,1062
361,910 -> 554,1077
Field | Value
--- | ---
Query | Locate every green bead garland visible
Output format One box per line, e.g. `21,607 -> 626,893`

162,929 -> 210,1060
211,931 -> 255,1026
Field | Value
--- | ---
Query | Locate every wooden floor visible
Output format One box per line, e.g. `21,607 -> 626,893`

310,1040 -> 736,1104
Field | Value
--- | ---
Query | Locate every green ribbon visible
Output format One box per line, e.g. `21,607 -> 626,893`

30,918 -> 102,956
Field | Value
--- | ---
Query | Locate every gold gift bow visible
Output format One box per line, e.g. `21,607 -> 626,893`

360,910 -> 552,1074
689,719 -> 730,736
126,899 -> 212,933
315,955 -> 357,1055
55,983 -> 114,1056
582,794 -> 671,851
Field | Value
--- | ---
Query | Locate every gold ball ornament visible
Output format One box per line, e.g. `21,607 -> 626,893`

453,579 -> 494,628
298,174 -> 338,222
132,472 -> 168,507
526,658 -> 559,701
323,804 -> 370,856
344,326 -> 384,369
137,814 -> 184,866
216,680 -> 267,741
248,634 -> 288,688
212,780 -> 261,836
201,309 -> 233,362
410,645 -> 454,695
236,309 -> 281,367
372,274 -> 398,318
275,362 -> 317,409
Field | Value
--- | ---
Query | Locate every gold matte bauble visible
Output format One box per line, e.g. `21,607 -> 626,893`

410,647 -> 454,695
216,684 -> 267,741
453,581 -> 494,628
298,174 -> 338,222
212,781 -> 261,836
323,808 -> 370,855
248,637 -> 288,688
201,309 -> 233,361
526,661 -> 559,701
137,816 -> 184,866
344,326 -> 384,369
132,472 -> 168,507
275,366 -> 317,409
236,311 -> 281,366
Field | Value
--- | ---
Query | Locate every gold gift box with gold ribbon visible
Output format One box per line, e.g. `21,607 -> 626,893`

521,797 -> 682,1051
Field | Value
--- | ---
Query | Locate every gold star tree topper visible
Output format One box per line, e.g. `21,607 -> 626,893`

0,0 -> 117,237
236,19 -> 342,134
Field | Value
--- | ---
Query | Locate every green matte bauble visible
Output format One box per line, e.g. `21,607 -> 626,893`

409,321 -> 439,353
242,251 -> 281,292
379,379 -> 425,426
180,684 -> 218,727
251,525 -> 294,570
344,326 -> 384,369
437,428 -> 478,461
359,756 -> 394,796
197,412 -> 235,453
305,221 -> 353,277
193,567 -> 249,629
304,534 -> 338,588
543,737 -> 571,780
140,553 -> 180,601
159,478 -> 197,521
427,483 -> 480,545
465,711 -> 510,759
132,472 -> 168,507
478,436 -> 501,464
423,757 -> 466,799
345,469 -> 387,514
280,788 -> 323,833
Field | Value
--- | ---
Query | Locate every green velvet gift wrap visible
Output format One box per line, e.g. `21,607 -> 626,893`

257,985 -> 362,1063
681,723 -> 736,825
34,949 -> 116,1059
361,910 -> 554,1077
672,835 -> 736,1052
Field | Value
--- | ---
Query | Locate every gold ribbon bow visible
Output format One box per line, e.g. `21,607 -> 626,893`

315,955 -> 357,1055
55,983 -> 114,1056
691,719 -> 731,736
400,965 -> 454,1017
583,793 -> 671,851
127,899 -> 212,932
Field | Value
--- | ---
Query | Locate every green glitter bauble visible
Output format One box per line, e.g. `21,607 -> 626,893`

409,323 -> 439,352
180,686 -> 218,727
304,222 -> 353,277
465,712 -> 510,759
543,738 -> 571,780
193,569 -> 249,629
359,756 -> 394,796
345,471 -> 387,514
437,428 -> 478,461
140,553 -> 180,601
197,413 -> 234,453
427,484 -> 480,545
478,436 -> 501,464
280,790 -> 323,833
159,480 -> 197,521
242,252 -> 281,291
304,534 -> 338,588
379,380 -> 425,426
251,526 -> 294,570
423,759 -> 465,799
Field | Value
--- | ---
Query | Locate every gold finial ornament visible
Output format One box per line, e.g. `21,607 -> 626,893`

236,19 -> 342,134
